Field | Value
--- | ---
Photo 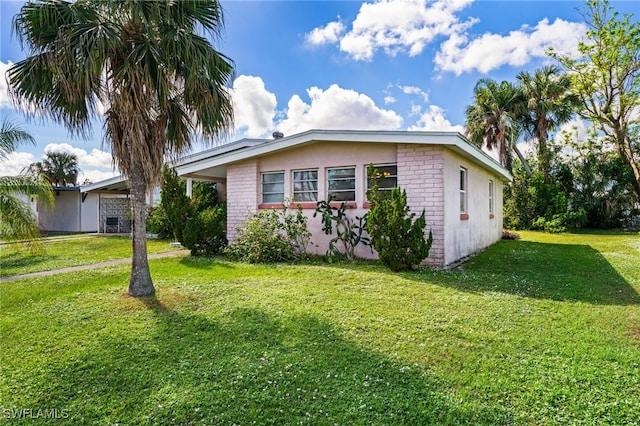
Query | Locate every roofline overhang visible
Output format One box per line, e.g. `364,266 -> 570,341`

177,129 -> 513,181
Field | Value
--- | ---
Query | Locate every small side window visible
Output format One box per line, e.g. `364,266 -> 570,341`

262,171 -> 284,204
460,167 -> 467,214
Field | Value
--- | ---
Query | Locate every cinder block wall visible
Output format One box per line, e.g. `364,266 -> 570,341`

226,159 -> 259,242
396,144 -> 445,267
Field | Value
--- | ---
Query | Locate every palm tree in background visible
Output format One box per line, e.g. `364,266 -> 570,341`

0,119 -> 53,246
464,79 -> 531,175
33,151 -> 80,186
8,0 -> 235,296
516,65 -> 579,181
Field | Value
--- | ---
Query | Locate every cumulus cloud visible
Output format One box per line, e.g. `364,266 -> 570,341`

408,104 -> 463,131
231,75 -> 277,138
277,84 -> 403,135
42,143 -> 117,184
305,20 -> 346,45
307,0 -> 475,61
0,151 -> 35,176
0,61 -> 13,109
435,18 -> 586,75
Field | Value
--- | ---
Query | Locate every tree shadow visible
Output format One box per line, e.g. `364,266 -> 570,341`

0,251 -> 52,277
30,303 -> 514,425
410,240 -> 639,306
179,255 -> 236,270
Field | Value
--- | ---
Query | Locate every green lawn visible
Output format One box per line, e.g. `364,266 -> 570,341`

0,231 -> 638,424
0,235 -> 177,277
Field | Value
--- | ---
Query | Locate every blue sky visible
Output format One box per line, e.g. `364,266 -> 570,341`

1,0 -> 638,183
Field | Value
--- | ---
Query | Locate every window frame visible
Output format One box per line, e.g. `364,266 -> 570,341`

261,171 -> 285,204
366,163 -> 397,200
292,169 -> 319,203
459,167 -> 468,216
327,166 -> 356,203
489,179 -> 494,216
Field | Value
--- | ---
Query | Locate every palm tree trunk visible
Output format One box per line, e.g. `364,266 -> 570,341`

127,164 -> 154,297
512,144 -> 533,176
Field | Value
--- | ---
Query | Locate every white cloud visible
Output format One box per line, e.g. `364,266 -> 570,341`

0,151 -> 35,176
277,84 -> 403,135
408,105 -> 463,132
308,0 -> 475,61
305,20 -> 346,45
79,169 -> 117,185
435,18 -> 586,75
231,75 -> 277,138
384,95 -> 397,104
399,85 -> 429,102
44,143 -> 114,169
0,61 -> 13,109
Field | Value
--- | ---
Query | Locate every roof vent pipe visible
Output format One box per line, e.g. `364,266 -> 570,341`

272,131 -> 284,139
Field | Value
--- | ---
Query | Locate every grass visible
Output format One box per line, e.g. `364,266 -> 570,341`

0,231 -> 638,424
0,235 -> 178,277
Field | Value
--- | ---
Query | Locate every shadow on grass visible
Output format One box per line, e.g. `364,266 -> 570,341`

0,251 -> 52,277
30,302 -> 513,425
417,240 -> 639,306
179,255 -> 236,270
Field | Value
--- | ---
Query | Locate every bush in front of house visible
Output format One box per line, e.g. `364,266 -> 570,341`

225,204 -> 311,263
182,204 -> 227,255
366,184 -> 433,272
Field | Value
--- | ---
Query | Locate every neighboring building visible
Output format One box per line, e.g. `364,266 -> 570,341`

30,186 -> 100,234
76,129 -> 511,267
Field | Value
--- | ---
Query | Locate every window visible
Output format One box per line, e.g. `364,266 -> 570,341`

489,179 -> 494,215
367,163 -> 397,199
262,172 -> 284,204
327,167 -> 356,202
292,169 -> 318,202
459,167 -> 467,213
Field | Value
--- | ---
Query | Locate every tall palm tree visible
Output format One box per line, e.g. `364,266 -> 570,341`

41,152 -> 80,186
464,79 -> 531,175
516,65 -> 579,181
0,119 -> 53,247
8,0 -> 234,296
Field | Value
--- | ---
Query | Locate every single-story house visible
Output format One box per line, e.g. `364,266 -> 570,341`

79,129 -> 512,267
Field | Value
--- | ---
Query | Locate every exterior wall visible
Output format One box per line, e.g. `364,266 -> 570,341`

227,142 -> 396,257
225,140 -> 505,268
226,158 -> 259,242
37,191 -> 81,233
80,193 -> 100,232
396,144 -> 446,267
443,150 -> 504,266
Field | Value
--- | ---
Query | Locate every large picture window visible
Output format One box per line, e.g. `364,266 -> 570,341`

367,163 -> 397,199
327,167 -> 356,202
292,169 -> 318,202
460,167 -> 467,214
262,171 -> 284,204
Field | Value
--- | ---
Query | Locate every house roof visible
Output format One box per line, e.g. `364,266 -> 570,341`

82,129 -> 512,193
177,129 -> 513,181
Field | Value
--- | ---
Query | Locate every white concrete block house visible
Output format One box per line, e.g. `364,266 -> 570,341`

173,129 -> 512,268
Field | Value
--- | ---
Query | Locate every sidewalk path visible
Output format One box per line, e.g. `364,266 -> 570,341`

0,250 -> 188,283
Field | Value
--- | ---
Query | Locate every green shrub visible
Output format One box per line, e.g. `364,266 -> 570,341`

366,186 -> 433,272
146,206 -> 173,239
225,204 -> 311,263
182,205 -> 227,255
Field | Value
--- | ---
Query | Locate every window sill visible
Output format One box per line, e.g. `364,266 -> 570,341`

258,203 -> 284,209
460,213 -> 469,220
329,201 -> 357,209
289,202 -> 318,210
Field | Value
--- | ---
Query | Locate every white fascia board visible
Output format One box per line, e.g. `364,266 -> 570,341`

177,129 -> 512,181
80,175 -> 127,193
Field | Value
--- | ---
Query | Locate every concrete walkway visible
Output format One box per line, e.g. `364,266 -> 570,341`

0,250 -> 188,283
